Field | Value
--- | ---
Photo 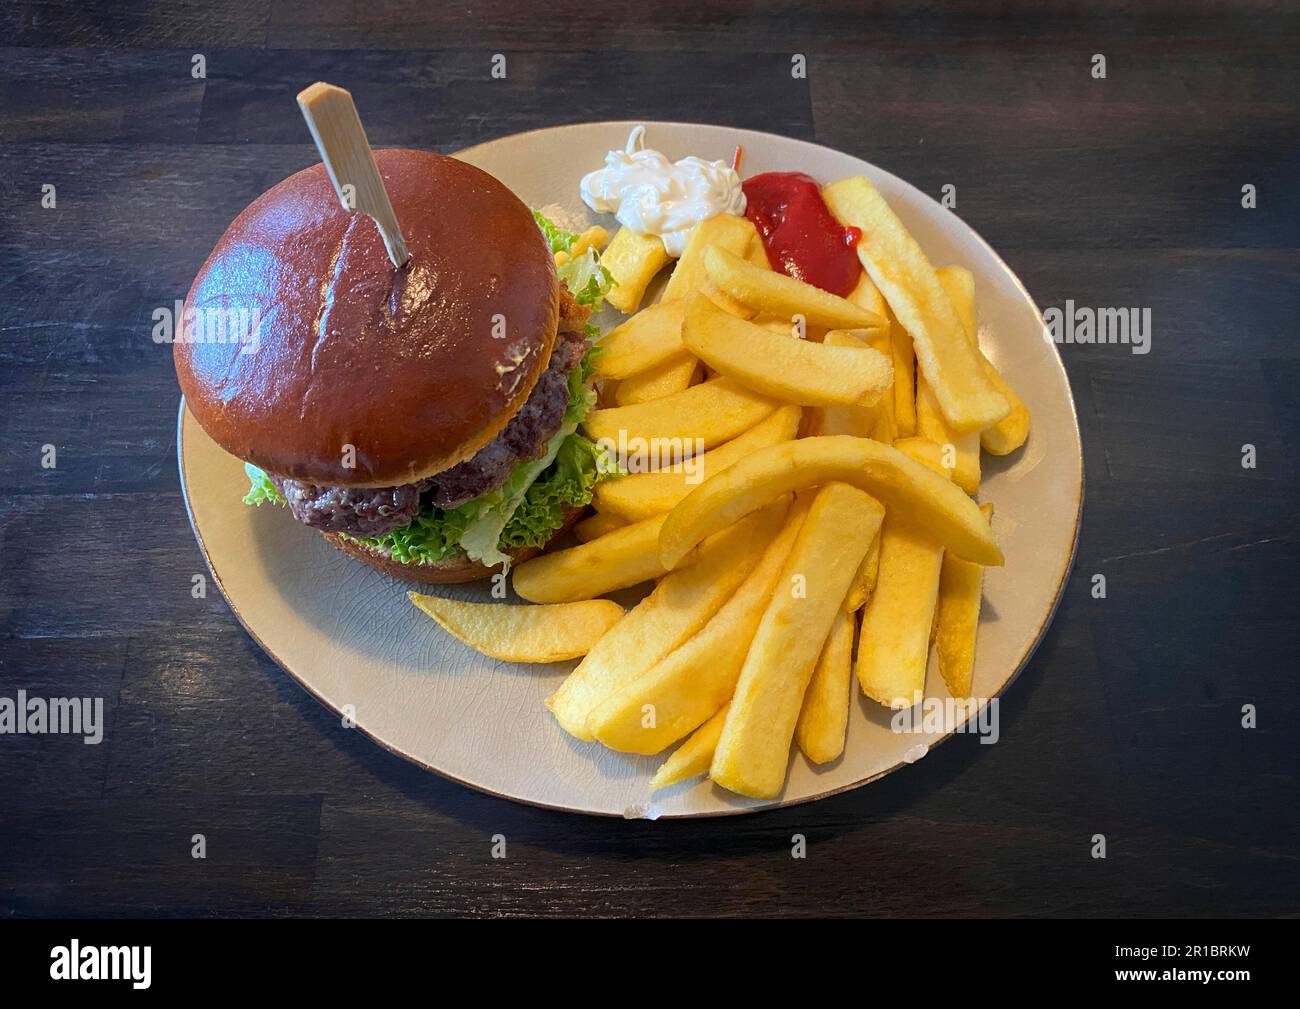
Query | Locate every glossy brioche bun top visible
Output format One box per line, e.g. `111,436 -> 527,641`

175,149 -> 560,488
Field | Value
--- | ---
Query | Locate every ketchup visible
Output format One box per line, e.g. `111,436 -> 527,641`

742,172 -> 862,296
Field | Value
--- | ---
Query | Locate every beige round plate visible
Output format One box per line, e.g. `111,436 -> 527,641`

179,121 -> 1083,818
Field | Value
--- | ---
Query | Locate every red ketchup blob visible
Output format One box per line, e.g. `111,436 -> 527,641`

742,172 -> 862,296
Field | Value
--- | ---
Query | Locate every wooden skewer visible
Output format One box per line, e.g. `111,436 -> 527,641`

296,81 -> 411,269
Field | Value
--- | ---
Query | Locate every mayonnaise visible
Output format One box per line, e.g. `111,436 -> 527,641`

579,125 -> 745,257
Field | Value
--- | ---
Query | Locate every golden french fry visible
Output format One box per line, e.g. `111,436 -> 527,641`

602,227 -> 671,314
703,245 -> 887,330
846,271 -> 888,318
662,214 -> 759,313
593,300 -> 686,379
823,176 -> 1007,431
977,370 -> 1029,452
712,483 -> 883,798
752,316 -> 830,344
681,295 -> 892,407
935,502 -> 994,698
658,435 -> 1003,570
795,606 -> 855,764
890,306 -> 917,438
614,353 -> 699,405
892,435 -> 947,473
938,265 -> 975,329
572,225 -> 610,257
813,329 -> 897,441
408,594 -> 624,663
979,364 -> 1030,455
513,513 -> 677,604
650,703 -> 729,791
754,316 -> 795,335
936,265 -> 1031,456
593,404 -> 801,521
855,438 -> 950,708
546,501 -> 789,740
583,376 -> 778,454
843,527 -> 881,612
588,495 -> 809,753
574,510 -> 625,542
845,275 -> 905,439
917,383 -> 980,493
856,518 -> 943,709
915,266 -> 982,493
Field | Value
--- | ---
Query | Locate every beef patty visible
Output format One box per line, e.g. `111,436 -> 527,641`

273,289 -> 590,538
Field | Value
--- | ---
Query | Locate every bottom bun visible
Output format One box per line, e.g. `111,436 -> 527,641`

319,505 -> 586,584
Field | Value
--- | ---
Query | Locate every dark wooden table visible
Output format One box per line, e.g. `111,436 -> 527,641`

2,1 -> 1297,918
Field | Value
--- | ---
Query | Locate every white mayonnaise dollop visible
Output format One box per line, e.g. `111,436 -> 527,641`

579,125 -> 745,257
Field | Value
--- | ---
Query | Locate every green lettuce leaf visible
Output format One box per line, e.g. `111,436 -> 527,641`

498,434 -> 609,551
533,209 -> 578,255
533,209 -> 615,309
344,429 -> 612,568
557,248 -> 614,309
243,463 -> 285,506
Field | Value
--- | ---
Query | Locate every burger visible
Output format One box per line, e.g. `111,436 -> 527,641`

175,148 -> 616,583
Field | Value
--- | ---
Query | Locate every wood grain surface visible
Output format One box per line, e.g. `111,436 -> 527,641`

1,0 -> 1297,918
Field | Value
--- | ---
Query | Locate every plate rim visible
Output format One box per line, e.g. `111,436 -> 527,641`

177,120 -> 1085,819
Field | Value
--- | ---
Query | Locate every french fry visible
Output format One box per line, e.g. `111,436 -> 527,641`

915,266 -> 982,493
650,703 -> 729,791
795,606 -> 856,764
916,376 -> 979,493
890,305 -> 917,438
937,265 -> 975,330
855,438 -> 950,708
843,527 -> 881,612
408,594 -> 624,663
593,300 -> 687,379
662,214 -> 759,318
846,271 -> 888,318
574,510 -> 625,542
813,329 -> 897,442
583,376 -> 779,455
546,501 -> 789,740
593,404 -> 801,521
978,365 -> 1030,454
614,353 -> 699,405
703,245 -> 887,330
572,225 -> 610,257
602,227 -> 671,314
753,315 -> 830,344
937,266 -> 1031,456
755,316 -> 795,335
588,495 -> 809,753
712,482 -> 883,798
842,274 -> 906,440
513,513 -> 677,604
822,176 -> 1008,431
935,502 -> 994,698
658,435 -> 1003,570
892,435 -> 948,473
681,295 -> 893,407
555,226 -> 608,267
